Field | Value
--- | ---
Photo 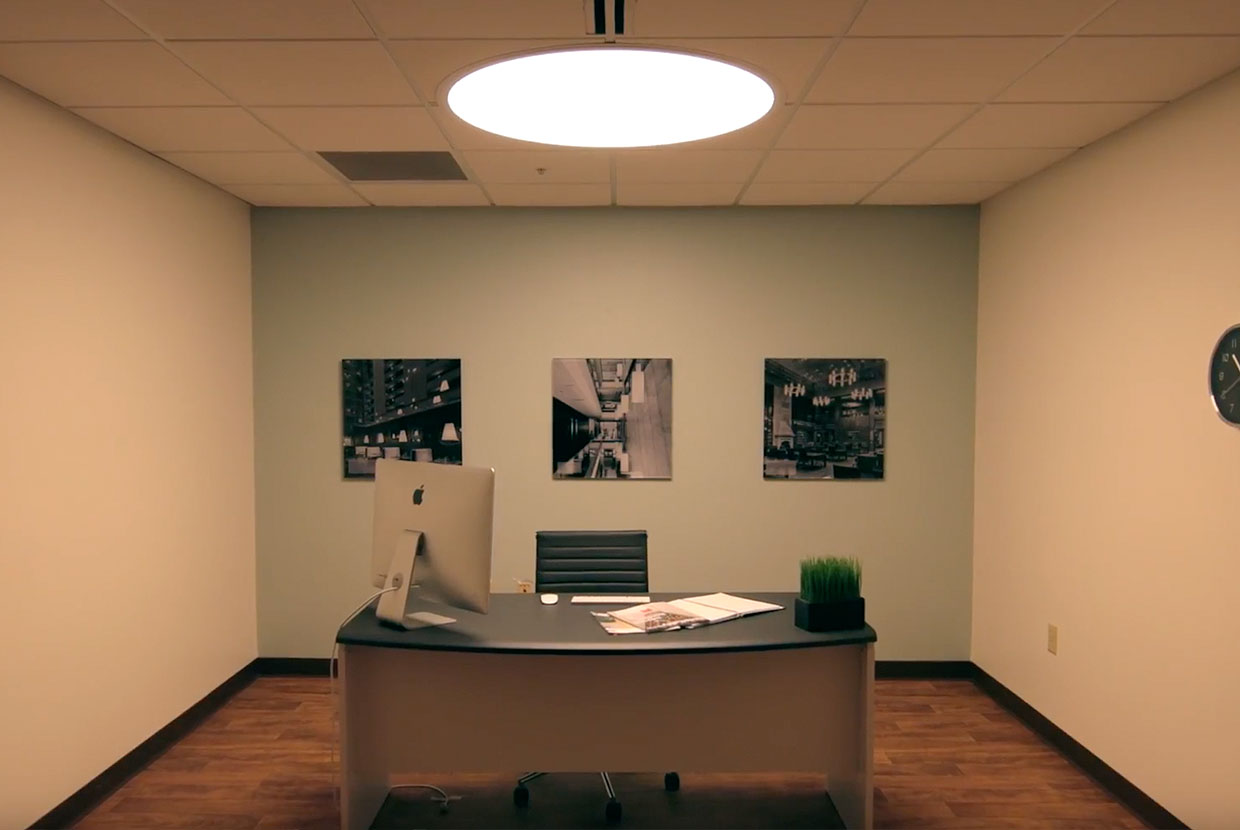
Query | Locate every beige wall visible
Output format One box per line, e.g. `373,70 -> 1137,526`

252,206 -> 979,659
0,80 -> 256,827
975,71 -> 1240,828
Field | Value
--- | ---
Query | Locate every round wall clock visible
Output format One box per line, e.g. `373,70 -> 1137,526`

1210,324 -> 1240,426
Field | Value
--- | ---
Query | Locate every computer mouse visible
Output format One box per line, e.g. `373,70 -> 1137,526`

539,593 -> 559,605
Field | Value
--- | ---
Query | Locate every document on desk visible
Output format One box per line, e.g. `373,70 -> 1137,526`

594,594 -> 783,634
589,611 -> 645,634
604,602 -> 709,632
673,593 -> 783,622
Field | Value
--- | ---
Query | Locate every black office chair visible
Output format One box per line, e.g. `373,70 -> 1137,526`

514,530 -> 679,823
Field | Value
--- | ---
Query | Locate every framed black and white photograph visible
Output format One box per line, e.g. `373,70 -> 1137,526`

341,359 -> 462,479
764,358 -> 886,480
552,358 -> 672,479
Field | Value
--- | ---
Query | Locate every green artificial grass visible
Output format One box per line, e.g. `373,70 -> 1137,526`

799,556 -> 862,603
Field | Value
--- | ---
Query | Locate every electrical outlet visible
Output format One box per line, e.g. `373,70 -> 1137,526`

515,579 -> 533,594
1047,624 -> 1059,655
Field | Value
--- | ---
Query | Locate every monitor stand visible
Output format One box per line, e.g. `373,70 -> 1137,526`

375,529 -> 456,630
399,610 -> 456,629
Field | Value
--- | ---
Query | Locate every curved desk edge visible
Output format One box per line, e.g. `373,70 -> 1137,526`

335,592 -> 877,656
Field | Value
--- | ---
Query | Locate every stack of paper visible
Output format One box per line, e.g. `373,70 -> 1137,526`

671,592 -> 783,622
591,593 -> 783,635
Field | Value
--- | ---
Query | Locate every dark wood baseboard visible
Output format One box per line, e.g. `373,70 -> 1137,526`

29,662 -> 257,830
252,657 -> 332,676
972,665 -> 1187,830
875,660 -> 975,679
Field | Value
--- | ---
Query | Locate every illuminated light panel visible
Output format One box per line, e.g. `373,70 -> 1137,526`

446,48 -> 775,148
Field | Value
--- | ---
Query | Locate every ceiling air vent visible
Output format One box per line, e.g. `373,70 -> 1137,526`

587,0 -> 626,36
318,151 -> 466,182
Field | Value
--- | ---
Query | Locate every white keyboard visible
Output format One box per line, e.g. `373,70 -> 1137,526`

570,595 -> 650,604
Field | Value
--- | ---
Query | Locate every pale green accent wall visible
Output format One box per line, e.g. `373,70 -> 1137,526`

975,70 -> 1240,829
253,206 -> 977,659
0,78 -> 255,828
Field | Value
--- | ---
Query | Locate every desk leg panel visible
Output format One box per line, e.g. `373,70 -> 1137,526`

824,641 -> 874,830
338,646 -> 392,830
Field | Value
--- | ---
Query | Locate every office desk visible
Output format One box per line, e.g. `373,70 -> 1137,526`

335,593 -> 876,830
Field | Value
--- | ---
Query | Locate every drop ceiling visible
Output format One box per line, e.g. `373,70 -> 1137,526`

3,0 -> 1240,207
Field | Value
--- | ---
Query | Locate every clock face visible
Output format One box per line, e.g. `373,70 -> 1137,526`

1210,325 -> 1240,426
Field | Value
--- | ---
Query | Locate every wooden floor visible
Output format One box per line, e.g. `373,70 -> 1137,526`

72,677 -> 1147,830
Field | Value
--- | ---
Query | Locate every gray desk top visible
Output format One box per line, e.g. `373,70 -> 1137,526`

336,592 -> 877,655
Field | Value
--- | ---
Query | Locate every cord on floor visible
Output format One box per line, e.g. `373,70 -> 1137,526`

391,784 -> 464,813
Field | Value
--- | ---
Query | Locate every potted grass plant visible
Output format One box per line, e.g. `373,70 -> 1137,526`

795,556 -> 864,632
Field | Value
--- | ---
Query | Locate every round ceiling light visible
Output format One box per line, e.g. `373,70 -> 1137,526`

446,48 -> 775,148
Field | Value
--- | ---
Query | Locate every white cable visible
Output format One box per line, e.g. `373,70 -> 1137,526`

328,587 -> 464,815
390,784 -> 463,813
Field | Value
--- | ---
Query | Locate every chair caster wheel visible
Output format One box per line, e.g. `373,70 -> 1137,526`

513,785 -> 530,807
664,772 -> 680,791
605,797 -> 622,822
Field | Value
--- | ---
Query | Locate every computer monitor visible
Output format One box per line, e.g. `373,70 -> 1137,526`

370,459 -> 495,629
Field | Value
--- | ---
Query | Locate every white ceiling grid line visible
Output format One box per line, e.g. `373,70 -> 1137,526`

732,0 -> 873,206
2,0 -> 1240,206
857,0 -> 1125,204
92,0 -> 373,201
347,0 -> 496,206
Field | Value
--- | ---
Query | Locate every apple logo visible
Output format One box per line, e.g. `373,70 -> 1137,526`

412,485 -> 425,506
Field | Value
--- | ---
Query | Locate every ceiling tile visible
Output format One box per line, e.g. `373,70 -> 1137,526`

1083,0 -> 1240,35
617,182 -> 742,206
434,107 -> 564,150
940,102 -> 1161,148
159,151 -> 338,184
756,149 -> 917,182
171,41 -> 418,106
252,106 -> 447,151
386,39 -> 578,102
741,181 -> 876,205
631,0 -> 857,37
112,0 -> 373,39
615,150 -> 763,182
362,0 -> 586,38
223,183 -> 367,206
639,38 -> 830,104
777,104 -> 975,149
808,37 -> 1057,103
864,180 -> 1010,204
895,147 -> 1075,181
489,183 -> 612,206
999,36 -> 1240,102
0,42 -> 229,106
462,150 -> 610,183
72,106 -> 291,151
683,107 -> 788,149
0,0 -> 146,40
353,182 -> 490,206
849,0 -> 1109,36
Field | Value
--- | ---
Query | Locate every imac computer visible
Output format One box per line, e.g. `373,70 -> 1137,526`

370,459 -> 495,629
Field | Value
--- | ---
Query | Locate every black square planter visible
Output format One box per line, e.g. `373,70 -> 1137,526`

794,596 -> 865,632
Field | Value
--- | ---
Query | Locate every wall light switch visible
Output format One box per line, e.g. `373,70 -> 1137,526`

1047,623 -> 1059,655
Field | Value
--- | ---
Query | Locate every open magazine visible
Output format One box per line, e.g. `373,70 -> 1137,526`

592,593 -> 783,634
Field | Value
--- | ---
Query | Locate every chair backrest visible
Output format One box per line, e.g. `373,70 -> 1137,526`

534,530 -> 649,594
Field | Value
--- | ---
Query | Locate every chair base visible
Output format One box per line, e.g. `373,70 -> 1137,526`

513,770 -> 677,822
